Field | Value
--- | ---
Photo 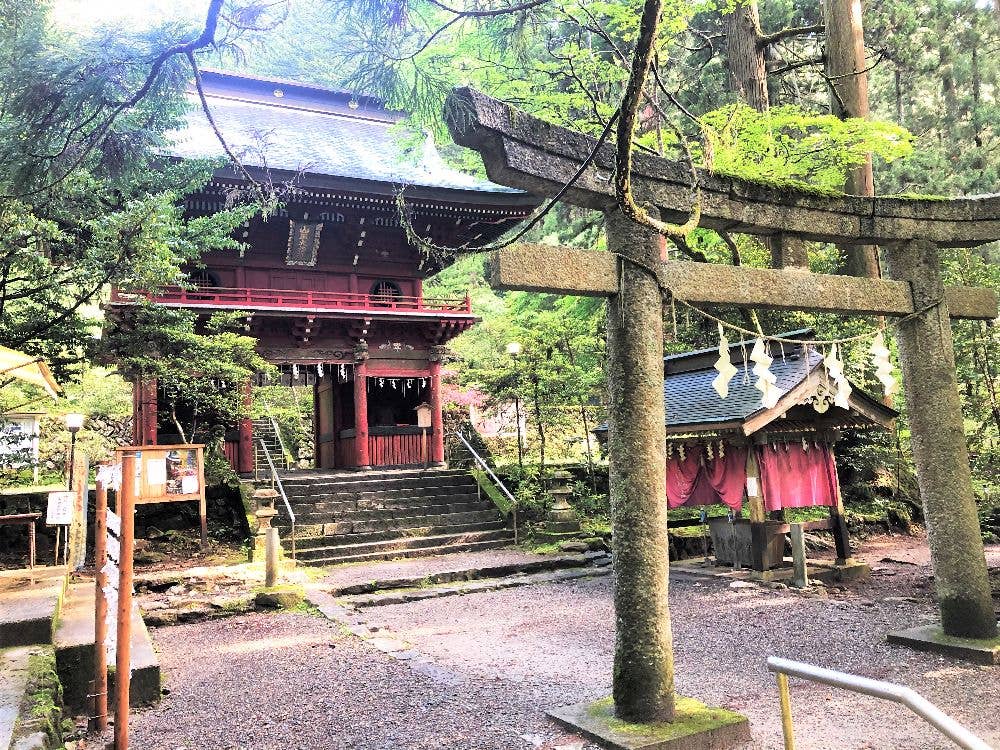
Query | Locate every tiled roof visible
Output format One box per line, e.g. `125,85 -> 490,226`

167,70 -> 524,195
596,330 -> 894,432
662,348 -> 822,427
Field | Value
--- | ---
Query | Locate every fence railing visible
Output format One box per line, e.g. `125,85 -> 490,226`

112,286 -> 473,314
767,656 -> 994,750
453,431 -> 519,543
256,438 -> 296,560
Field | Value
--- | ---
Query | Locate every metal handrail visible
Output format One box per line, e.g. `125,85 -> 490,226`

257,438 -> 296,560
453,431 -> 519,543
262,401 -> 293,470
767,656 -> 994,750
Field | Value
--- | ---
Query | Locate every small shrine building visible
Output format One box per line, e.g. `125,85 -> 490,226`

108,70 -> 538,472
598,329 -> 897,573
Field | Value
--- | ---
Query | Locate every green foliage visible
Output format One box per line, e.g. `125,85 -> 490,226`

0,0 -> 255,380
104,306 -> 272,444
700,104 -> 913,190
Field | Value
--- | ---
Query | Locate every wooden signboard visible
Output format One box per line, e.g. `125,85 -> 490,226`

115,444 -> 207,547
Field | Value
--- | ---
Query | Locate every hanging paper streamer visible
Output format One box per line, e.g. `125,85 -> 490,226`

824,343 -> 852,410
712,323 -> 738,399
750,338 -> 783,409
869,331 -> 898,399
317,362 -> 324,378
292,363 -> 299,381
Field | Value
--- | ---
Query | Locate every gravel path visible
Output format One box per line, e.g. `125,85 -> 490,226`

124,612 -> 587,750
122,538 -> 1000,750
322,549 -> 557,590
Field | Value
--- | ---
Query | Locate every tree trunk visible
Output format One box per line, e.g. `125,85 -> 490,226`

605,208 -> 675,722
532,374 -> 545,477
885,240 -> 998,639
724,0 -> 769,111
825,0 -> 880,278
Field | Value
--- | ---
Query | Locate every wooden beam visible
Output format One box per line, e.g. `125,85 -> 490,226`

487,245 -> 998,320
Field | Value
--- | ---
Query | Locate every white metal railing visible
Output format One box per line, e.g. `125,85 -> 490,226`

767,656 -> 994,750
257,438 -> 296,559
453,431 -> 519,543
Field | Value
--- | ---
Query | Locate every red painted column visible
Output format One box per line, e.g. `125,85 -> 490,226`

354,347 -> 370,470
238,381 -> 254,473
429,347 -> 445,466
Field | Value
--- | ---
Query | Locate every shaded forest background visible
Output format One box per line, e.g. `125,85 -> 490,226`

0,0 -> 996,537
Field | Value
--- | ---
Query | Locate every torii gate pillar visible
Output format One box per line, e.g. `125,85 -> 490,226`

604,209 -> 675,722
886,240 -> 997,640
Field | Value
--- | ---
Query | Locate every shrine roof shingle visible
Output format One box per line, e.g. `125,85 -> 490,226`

596,330 -> 896,435
168,70 -> 529,198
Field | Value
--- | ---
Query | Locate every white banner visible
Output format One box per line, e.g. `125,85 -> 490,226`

106,509 -> 121,536
96,462 -> 123,492
105,535 -> 120,564
101,561 -> 120,589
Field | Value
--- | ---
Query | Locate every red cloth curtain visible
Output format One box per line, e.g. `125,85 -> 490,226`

755,442 -> 838,512
666,444 -> 747,512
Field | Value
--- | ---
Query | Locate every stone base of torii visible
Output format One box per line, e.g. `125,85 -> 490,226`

445,87 -> 1000,743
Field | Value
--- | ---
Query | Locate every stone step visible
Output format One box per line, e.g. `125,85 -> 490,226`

286,505 -> 499,536
0,566 -> 67,648
279,468 -> 470,486
295,528 -> 514,564
283,494 -> 486,516
299,537 -> 516,567
282,479 -> 476,497
53,582 -> 161,711
284,484 -> 479,505
293,519 -> 507,551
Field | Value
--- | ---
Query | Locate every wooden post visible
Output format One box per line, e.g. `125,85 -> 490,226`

745,448 -> 769,573
115,452 -> 137,750
354,360 -> 370,470
789,523 -> 808,588
827,440 -> 853,565
198,447 -> 208,550
429,348 -> 445,467
604,209 -> 674,723
91,473 -> 109,733
885,240 -> 997,639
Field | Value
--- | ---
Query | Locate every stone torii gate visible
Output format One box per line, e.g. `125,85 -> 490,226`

446,88 -> 999,732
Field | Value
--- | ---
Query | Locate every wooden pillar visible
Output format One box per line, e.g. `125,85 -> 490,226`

354,345 -> 370,470
604,209 -> 674,723
826,438 -> 854,565
429,346 -> 446,467
745,447 -> 769,573
132,376 -> 157,445
143,378 -> 157,444
885,239 -> 997,639
237,382 -> 254,474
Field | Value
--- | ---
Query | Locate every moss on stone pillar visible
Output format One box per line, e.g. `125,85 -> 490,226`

885,240 -> 997,639
605,208 -> 676,722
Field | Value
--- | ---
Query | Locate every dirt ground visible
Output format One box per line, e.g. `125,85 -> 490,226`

104,534 -> 998,750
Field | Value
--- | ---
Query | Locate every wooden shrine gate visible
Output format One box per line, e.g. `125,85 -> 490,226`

445,87 -> 1000,723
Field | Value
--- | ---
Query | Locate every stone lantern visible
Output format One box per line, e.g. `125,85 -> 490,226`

545,470 -> 581,536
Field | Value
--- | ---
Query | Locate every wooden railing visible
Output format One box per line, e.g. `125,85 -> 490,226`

111,286 -> 473,314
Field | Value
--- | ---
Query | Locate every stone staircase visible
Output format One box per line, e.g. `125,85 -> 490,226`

253,417 -> 288,473
272,468 -> 514,566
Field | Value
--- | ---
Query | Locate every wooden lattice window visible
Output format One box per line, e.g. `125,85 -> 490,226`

188,269 -> 220,288
370,280 -> 402,306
